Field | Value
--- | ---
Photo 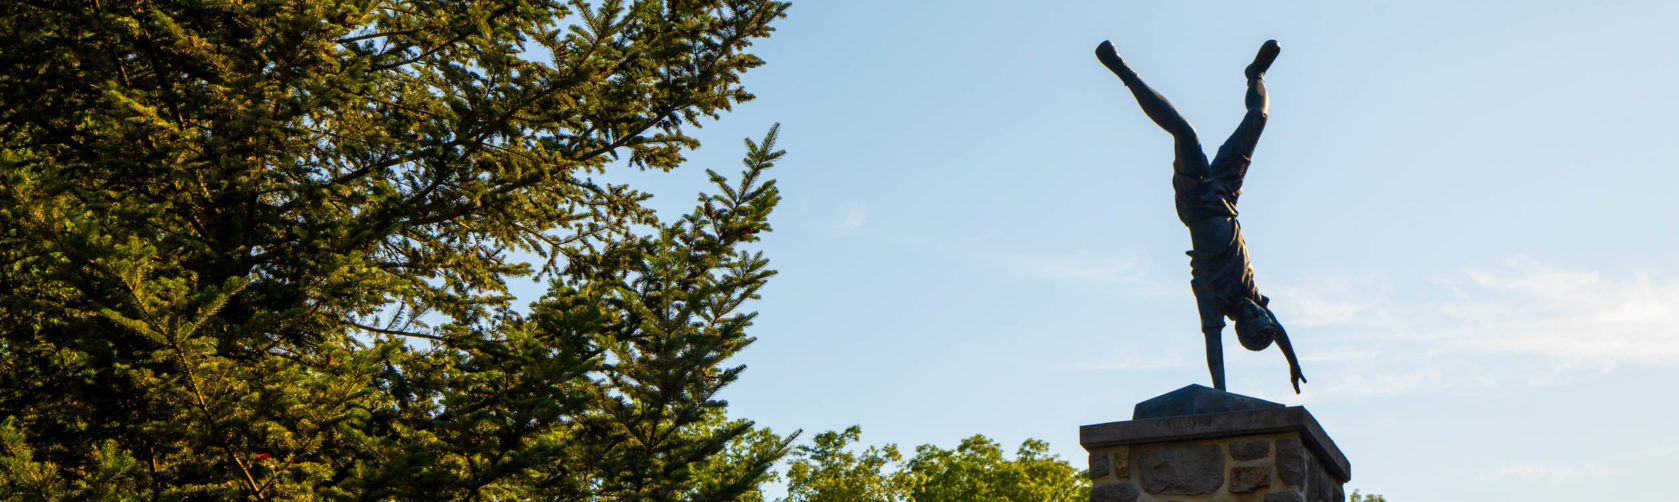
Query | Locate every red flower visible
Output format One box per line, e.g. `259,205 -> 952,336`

253,453 -> 272,463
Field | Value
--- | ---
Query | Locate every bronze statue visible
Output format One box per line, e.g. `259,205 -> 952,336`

1095,40 -> 1308,393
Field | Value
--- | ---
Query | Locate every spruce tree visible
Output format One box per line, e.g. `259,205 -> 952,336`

0,0 -> 793,498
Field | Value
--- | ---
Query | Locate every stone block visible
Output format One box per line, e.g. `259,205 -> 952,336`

1230,439 -> 1271,461
1228,465 -> 1271,493
1137,444 -> 1224,495
1090,482 -> 1140,502
1276,438 -> 1305,487
1311,460 -> 1331,502
1266,491 -> 1305,502
1090,452 -> 1111,479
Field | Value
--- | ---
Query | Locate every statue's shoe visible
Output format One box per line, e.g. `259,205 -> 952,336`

1246,39 -> 1281,79
1095,40 -> 1129,74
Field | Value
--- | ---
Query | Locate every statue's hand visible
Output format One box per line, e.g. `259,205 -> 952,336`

1289,364 -> 1308,394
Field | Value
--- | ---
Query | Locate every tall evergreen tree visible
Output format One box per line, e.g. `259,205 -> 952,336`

0,0 -> 792,498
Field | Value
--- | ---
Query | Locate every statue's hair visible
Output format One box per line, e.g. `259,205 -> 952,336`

1234,303 -> 1280,351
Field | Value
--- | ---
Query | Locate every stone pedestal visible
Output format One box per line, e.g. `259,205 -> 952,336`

1081,385 -> 1350,502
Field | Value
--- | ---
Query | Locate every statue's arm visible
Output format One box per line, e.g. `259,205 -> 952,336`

1273,327 -> 1308,394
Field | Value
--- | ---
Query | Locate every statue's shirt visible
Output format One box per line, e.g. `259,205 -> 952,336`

1184,215 -> 1261,318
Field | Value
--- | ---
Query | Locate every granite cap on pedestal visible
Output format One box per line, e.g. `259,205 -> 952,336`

1133,384 -> 1285,419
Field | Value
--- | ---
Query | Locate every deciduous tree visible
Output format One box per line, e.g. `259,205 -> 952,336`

781,427 -> 1088,502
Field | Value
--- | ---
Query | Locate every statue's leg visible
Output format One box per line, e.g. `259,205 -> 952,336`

1095,41 -> 1206,173
1210,42 -> 1278,190
1195,292 -> 1228,391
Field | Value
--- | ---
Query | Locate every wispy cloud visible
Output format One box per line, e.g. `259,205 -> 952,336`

1268,274 -> 1392,327
1485,460 -> 1609,483
1297,367 -> 1457,401
991,250 -> 1178,295
1436,257 -> 1679,365
1216,258 -> 1679,398
1042,257 -> 1679,398
1644,440 -> 1679,458
1019,253 -> 1140,284
840,203 -> 867,231
1064,350 -> 1196,372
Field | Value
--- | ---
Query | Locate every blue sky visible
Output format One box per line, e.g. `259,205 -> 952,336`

518,0 -> 1679,499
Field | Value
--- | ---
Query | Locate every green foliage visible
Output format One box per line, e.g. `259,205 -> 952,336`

783,427 -> 912,501
781,427 -> 1089,502
0,417 -> 144,501
0,0 -> 792,498
1350,489 -> 1389,502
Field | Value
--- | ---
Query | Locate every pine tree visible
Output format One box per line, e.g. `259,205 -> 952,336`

0,0 -> 793,498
